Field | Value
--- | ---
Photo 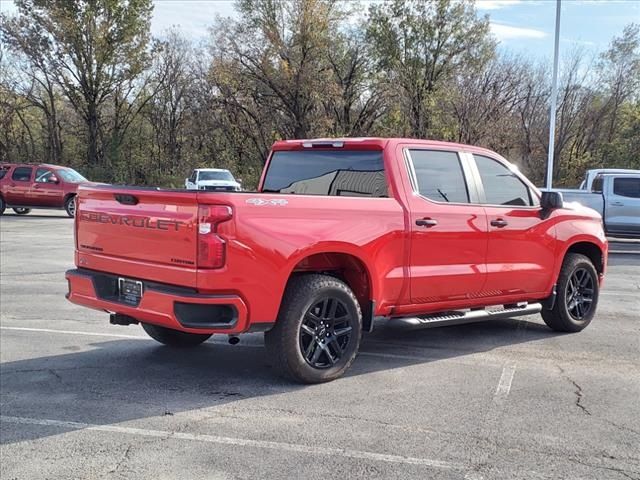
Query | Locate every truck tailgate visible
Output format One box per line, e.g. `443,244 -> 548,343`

76,185 -> 199,273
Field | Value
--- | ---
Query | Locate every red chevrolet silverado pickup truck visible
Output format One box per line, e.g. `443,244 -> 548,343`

66,138 -> 607,383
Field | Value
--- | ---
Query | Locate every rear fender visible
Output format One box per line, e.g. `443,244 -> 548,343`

281,243 -> 378,315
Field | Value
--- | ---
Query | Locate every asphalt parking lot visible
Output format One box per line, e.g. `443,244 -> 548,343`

1,211 -> 639,480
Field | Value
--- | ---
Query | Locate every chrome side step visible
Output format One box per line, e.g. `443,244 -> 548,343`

388,303 -> 542,330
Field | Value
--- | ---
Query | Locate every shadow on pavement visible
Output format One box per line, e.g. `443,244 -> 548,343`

1,316 -> 559,445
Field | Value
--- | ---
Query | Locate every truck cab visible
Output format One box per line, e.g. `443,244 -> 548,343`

579,168 -> 640,190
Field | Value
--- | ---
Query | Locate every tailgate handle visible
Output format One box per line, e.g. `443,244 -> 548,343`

115,194 -> 139,205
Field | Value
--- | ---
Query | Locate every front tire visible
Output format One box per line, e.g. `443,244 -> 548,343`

64,195 -> 76,218
542,253 -> 599,332
13,207 -> 31,215
141,323 -> 212,348
265,274 -> 362,384
0,197 -> 5,215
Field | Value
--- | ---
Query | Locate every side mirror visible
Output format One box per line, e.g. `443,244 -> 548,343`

540,191 -> 563,218
237,178 -> 242,184
541,191 -> 563,209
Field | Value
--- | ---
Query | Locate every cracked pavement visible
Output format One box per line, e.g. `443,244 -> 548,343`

1,211 -> 639,479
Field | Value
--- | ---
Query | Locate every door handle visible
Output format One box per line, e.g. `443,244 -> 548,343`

490,218 -> 508,228
611,201 -> 624,206
33,184 -> 40,189
416,218 -> 438,227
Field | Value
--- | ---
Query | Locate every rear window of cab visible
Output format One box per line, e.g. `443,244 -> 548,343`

262,150 -> 388,197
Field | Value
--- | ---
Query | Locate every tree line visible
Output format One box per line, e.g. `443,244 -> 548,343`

1,0 -> 639,189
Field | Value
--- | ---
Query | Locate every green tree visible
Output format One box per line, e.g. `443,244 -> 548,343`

1,0 -> 154,174
366,0 -> 495,138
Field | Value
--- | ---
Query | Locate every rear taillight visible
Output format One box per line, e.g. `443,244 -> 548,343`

197,205 -> 233,269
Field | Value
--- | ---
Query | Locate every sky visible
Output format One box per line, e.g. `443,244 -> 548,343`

1,0 -> 639,59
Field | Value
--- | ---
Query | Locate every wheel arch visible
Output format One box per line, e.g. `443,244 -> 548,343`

564,240 -> 605,276
282,248 -> 377,327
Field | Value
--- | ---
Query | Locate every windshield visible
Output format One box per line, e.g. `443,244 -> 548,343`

199,171 -> 234,181
56,168 -> 87,183
262,150 -> 387,197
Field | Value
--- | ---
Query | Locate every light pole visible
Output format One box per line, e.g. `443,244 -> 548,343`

546,0 -> 562,189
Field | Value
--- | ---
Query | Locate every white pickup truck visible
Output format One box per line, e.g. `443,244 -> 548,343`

185,168 -> 242,192
557,172 -> 640,237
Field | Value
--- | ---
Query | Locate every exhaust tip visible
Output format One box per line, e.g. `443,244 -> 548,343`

109,313 -> 139,326
228,335 -> 240,345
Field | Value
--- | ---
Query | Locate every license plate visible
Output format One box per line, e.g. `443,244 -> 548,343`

118,277 -> 143,306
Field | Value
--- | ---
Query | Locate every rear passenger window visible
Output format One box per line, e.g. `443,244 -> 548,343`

474,155 -> 533,206
12,167 -> 32,182
408,150 -> 469,203
613,177 -> 640,198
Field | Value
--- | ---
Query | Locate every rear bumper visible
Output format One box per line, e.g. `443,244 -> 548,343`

65,268 -> 250,334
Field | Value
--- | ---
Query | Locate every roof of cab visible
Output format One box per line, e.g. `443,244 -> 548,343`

271,137 -> 501,157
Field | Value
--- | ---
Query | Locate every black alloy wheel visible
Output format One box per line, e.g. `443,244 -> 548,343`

299,297 -> 353,369
541,253 -> 599,332
264,274 -> 362,383
565,267 -> 595,320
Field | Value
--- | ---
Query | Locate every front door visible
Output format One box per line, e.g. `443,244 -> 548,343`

606,176 -> 640,235
472,154 -> 556,297
32,168 -> 64,207
406,149 -> 488,304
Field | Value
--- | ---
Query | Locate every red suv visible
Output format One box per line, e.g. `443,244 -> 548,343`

0,163 -> 89,217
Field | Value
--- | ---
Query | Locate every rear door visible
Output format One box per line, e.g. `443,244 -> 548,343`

472,154 -> 555,297
76,186 -> 200,285
32,167 -> 64,207
5,166 -> 34,205
606,176 -> 640,235
405,148 -> 488,304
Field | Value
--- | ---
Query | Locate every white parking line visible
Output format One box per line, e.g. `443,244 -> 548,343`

0,415 -> 463,470
494,364 -> 516,403
0,326 -> 145,339
600,292 -> 640,298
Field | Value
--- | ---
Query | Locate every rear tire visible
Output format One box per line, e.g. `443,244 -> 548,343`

13,207 -> 31,215
264,274 -> 362,384
141,323 -> 212,348
542,253 -> 599,332
64,195 -> 76,218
